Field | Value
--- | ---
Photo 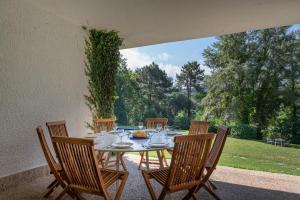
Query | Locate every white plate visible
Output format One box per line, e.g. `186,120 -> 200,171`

85,134 -> 97,138
148,143 -> 168,147
166,131 -> 180,135
112,142 -> 133,148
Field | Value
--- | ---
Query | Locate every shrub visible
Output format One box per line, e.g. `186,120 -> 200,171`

231,124 -> 257,139
174,111 -> 190,130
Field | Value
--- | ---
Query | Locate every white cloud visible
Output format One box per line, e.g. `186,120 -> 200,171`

159,64 -> 181,80
156,52 -> 171,61
120,49 -> 180,79
120,48 -> 152,71
120,49 -> 210,80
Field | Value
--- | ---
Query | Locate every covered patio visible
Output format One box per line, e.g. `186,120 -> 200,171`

1,0 -> 300,199
1,155 -> 300,200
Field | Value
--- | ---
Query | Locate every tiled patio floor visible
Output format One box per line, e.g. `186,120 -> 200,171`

1,155 -> 300,200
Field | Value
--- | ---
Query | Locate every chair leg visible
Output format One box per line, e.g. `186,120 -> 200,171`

182,187 -> 197,200
138,152 -> 144,170
192,193 -> 198,200
54,187 -> 69,200
47,179 -> 58,189
115,172 -> 129,200
158,188 -> 168,200
208,179 -> 217,190
142,171 -> 157,200
161,150 -> 168,167
203,184 -> 221,200
120,153 -> 127,171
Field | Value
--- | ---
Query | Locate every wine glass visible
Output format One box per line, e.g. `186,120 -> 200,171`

113,123 -> 118,132
118,129 -> 125,143
138,122 -> 144,130
156,123 -> 163,132
100,125 -> 107,136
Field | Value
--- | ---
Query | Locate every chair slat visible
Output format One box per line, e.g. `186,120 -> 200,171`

52,136 -> 128,199
142,134 -> 214,199
46,120 -> 69,137
189,120 -> 209,135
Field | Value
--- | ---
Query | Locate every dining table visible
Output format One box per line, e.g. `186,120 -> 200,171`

85,129 -> 183,171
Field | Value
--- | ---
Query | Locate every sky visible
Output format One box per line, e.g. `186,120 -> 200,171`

120,24 -> 300,80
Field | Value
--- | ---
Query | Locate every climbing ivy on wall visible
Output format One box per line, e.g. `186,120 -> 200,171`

83,27 -> 123,122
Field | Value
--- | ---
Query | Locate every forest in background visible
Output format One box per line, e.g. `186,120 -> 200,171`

113,26 -> 300,143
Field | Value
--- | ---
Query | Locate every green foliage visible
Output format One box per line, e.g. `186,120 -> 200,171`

114,59 -> 143,125
231,124 -> 257,139
202,27 -> 300,141
262,106 -> 294,140
177,61 -> 205,119
136,62 -> 173,118
174,111 -> 190,130
84,29 -> 123,120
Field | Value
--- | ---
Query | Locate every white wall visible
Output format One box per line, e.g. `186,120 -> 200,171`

0,0 -> 90,177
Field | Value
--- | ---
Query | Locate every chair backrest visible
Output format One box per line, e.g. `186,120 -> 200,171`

167,134 -> 214,191
204,126 -> 229,181
145,118 -> 168,129
52,136 -> 105,193
36,126 -> 66,187
46,120 -> 69,137
93,118 -> 115,133
189,121 -> 209,135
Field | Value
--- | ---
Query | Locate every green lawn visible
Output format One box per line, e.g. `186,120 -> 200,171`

131,137 -> 300,176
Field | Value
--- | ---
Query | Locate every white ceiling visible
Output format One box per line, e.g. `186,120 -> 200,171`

28,0 -> 300,48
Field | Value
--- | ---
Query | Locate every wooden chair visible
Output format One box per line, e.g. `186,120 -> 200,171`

46,120 -> 69,137
189,120 -> 209,135
36,126 -> 68,198
93,118 -> 115,133
52,136 -> 128,200
192,126 -> 229,200
142,134 -> 214,200
139,118 -> 168,169
145,118 -> 168,129
167,121 -> 209,155
93,118 -> 127,171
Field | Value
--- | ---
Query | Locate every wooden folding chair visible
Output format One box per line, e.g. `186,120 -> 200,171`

46,120 -> 69,137
142,134 -> 214,200
36,126 -> 68,198
192,126 -> 229,200
93,118 -> 115,133
52,136 -> 128,200
167,120 -> 209,155
139,118 -> 169,169
189,120 -> 209,135
93,118 -> 127,171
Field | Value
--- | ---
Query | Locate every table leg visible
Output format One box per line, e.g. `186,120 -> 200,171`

156,150 -> 164,168
116,152 -> 120,171
105,152 -> 110,167
146,151 -> 150,170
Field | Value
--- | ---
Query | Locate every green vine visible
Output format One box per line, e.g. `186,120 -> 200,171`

83,28 -> 123,124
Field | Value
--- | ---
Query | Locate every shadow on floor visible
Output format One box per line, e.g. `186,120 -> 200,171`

0,155 -> 299,200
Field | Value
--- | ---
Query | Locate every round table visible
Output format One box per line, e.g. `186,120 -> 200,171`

89,131 -> 182,170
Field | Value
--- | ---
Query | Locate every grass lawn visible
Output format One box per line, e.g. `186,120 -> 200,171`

131,136 -> 300,176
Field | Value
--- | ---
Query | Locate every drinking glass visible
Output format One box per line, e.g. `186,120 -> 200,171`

113,123 -> 118,132
138,122 -> 144,130
100,126 -> 107,136
118,129 -> 125,143
156,123 -> 163,132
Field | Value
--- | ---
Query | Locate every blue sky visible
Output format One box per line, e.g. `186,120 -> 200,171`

121,24 -> 300,79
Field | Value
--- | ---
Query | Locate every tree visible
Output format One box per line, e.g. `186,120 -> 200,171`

176,61 -> 205,119
202,26 -> 299,140
114,59 -> 143,125
136,62 -> 173,118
